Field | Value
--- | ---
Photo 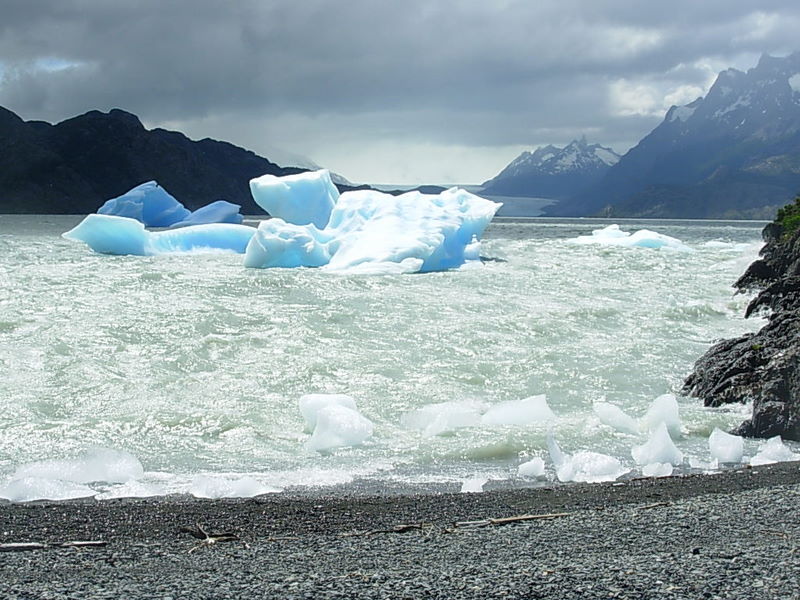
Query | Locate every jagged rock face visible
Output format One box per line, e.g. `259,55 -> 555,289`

550,53 -> 800,218
683,222 -> 800,440
481,138 -> 620,199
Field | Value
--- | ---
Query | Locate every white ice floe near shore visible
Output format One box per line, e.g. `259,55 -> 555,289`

63,214 -> 255,255
401,400 -> 485,437
709,428 -> 744,463
517,457 -> 546,478
593,401 -> 639,435
190,474 -> 281,499
573,224 -> 691,251
305,402 -> 374,453
632,423 -> 684,466
642,462 -> 674,477
547,434 -> 628,483
641,394 -> 682,439
749,436 -> 800,466
481,395 -> 556,426
460,477 -> 488,493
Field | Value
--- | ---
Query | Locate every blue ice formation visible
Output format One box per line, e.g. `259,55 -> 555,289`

98,181 -> 243,228
98,181 -> 191,227
245,171 -> 502,273
250,170 -> 339,229
168,200 -> 244,228
63,214 -> 255,255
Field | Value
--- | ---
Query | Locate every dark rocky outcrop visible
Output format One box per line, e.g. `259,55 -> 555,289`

683,208 -> 800,439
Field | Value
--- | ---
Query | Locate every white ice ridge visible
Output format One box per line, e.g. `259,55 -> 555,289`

0,448 -> 144,502
641,394 -> 682,439
300,394 -> 374,452
749,436 -> 800,466
245,170 -> 501,273
708,427 -> 744,463
401,400 -> 486,437
593,401 -> 639,435
547,433 -> 628,483
573,224 -> 691,251
481,395 -> 556,426
517,457 -> 546,478
63,214 -> 255,255
632,423 -> 684,466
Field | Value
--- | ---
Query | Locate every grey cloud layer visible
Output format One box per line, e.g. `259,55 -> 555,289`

1,1 -> 799,180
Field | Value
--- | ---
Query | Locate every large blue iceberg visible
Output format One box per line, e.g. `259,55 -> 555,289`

98,181 -> 243,228
246,171 -> 501,273
63,214 -> 255,255
65,170 -> 501,273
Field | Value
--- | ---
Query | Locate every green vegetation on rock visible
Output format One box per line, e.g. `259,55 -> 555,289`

775,196 -> 800,239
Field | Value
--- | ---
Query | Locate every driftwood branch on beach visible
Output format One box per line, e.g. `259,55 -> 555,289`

0,540 -> 107,552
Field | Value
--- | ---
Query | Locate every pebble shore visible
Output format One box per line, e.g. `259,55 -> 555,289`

2,463 -> 800,599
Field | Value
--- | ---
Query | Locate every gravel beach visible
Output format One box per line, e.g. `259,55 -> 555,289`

2,463 -> 800,599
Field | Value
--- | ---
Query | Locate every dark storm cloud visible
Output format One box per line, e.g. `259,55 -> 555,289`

2,0 -> 800,181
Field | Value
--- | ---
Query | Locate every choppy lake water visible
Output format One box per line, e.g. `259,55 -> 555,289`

0,215 -> 788,500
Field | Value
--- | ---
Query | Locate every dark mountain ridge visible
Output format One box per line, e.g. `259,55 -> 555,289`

548,53 -> 800,219
0,106 -> 371,215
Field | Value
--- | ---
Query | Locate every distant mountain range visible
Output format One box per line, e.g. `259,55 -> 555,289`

545,53 -> 800,219
481,137 -> 620,199
0,107 -> 369,214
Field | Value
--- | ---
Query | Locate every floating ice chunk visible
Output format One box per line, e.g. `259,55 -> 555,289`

642,462 -> 673,477
641,394 -> 682,439
632,423 -> 684,466
708,428 -> 744,463
299,394 -> 358,433
306,404 -> 374,452
750,436 -> 800,466
573,224 -> 690,251
63,214 -> 255,256
547,433 -> 627,483
0,477 -> 97,502
190,475 -> 280,499
481,395 -> 556,426
689,457 -> 719,471
401,400 -> 485,437
593,401 -> 639,435
98,181 -> 191,227
243,176 -> 501,274
63,213 -> 149,255
250,169 -> 340,228
12,447 -> 144,484
460,477 -> 487,493
517,457 -> 546,478
168,200 -> 243,228
243,219 -> 330,268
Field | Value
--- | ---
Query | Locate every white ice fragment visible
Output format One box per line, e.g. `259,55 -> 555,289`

401,400 -> 485,437
632,423 -> 684,466
299,394 -> 358,432
249,169 -> 340,228
750,436 -> 800,466
190,475 -> 280,499
708,428 -> 744,463
689,457 -> 719,471
593,401 -> 639,435
642,462 -> 673,477
306,404 -> 374,452
517,457 -> 546,478
573,224 -> 690,251
11,448 -> 144,484
0,477 -> 97,502
460,477 -> 487,493
641,394 -> 682,439
547,433 -> 627,483
167,200 -> 243,228
481,395 -> 556,426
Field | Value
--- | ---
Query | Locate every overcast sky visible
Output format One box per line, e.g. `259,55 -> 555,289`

1,1 -> 799,184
